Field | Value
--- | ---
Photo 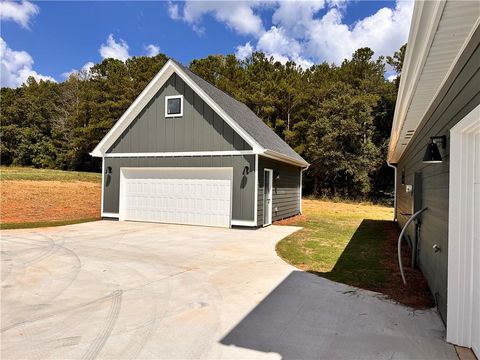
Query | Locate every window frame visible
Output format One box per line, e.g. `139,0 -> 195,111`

165,95 -> 184,118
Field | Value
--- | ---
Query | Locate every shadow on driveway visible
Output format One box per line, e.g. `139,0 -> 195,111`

220,270 -> 455,360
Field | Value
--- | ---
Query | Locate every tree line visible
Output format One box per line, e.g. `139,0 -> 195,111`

0,45 -> 405,202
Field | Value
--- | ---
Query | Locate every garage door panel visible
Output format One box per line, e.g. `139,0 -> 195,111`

120,168 -> 232,227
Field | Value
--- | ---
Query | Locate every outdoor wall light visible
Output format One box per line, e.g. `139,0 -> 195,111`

274,170 -> 280,180
106,166 -> 112,174
243,166 -> 249,175
423,135 -> 446,164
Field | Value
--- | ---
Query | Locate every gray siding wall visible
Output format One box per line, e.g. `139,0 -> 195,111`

257,156 -> 301,226
395,29 -> 480,322
104,155 -> 255,221
108,73 -> 251,153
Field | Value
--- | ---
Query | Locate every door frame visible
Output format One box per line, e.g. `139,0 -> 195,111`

263,168 -> 273,226
447,104 -> 480,353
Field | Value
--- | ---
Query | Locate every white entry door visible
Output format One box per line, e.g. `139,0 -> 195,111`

119,167 -> 232,228
263,169 -> 273,226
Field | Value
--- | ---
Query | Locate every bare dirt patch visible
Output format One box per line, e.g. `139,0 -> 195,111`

1,180 -> 101,224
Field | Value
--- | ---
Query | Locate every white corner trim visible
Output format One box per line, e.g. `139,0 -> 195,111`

254,154 -> 258,226
446,104 -> 480,349
104,150 -> 255,158
165,95 -> 183,118
102,212 -> 119,218
299,168 -> 303,214
231,220 -> 256,227
90,59 -> 264,157
101,157 -> 105,215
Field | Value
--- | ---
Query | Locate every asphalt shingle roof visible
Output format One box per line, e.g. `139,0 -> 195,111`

173,60 -> 307,165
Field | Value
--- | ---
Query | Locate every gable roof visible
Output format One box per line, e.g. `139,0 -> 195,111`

91,59 -> 308,167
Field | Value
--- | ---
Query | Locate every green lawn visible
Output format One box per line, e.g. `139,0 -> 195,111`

0,218 -> 99,230
0,166 -> 101,182
276,199 -> 394,290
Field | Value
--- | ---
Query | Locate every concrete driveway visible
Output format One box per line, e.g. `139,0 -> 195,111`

1,221 -> 456,360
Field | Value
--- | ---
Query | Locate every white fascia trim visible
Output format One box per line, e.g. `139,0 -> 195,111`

104,150 -> 255,158
165,95 -> 183,118
91,63 -> 175,157
231,220 -> 256,227
170,61 -> 264,154
262,149 -> 309,168
102,212 -> 119,218
90,59 -> 263,157
387,0 -> 446,163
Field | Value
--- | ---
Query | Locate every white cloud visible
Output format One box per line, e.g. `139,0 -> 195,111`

167,1 -> 180,20
387,74 -> 397,82
307,0 -> 414,64
168,1 -> 264,36
171,0 -> 413,67
145,44 -> 160,57
0,0 -> 38,29
0,37 -> 55,87
99,34 -> 130,61
235,42 -> 254,60
61,61 -> 94,79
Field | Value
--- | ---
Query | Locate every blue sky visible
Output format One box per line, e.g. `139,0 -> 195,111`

0,0 -> 413,87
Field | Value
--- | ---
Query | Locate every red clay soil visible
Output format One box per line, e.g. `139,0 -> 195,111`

380,221 -> 434,309
1,180 -> 101,224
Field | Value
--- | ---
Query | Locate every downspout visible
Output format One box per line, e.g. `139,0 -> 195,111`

387,161 -> 397,222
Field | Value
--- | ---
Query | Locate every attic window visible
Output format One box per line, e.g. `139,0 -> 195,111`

165,95 -> 183,117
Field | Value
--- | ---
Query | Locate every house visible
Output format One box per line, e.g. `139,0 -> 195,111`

388,0 -> 479,355
91,59 -> 309,228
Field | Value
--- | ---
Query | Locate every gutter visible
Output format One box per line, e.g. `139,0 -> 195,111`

386,161 -> 398,222
262,149 -> 309,168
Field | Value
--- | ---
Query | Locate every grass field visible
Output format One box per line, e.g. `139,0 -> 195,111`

1,167 -> 101,229
276,199 -> 434,308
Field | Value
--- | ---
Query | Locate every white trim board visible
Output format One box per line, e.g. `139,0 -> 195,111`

104,150 -> 255,158
165,95 -> 183,118
91,60 -> 263,157
447,104 -> 480,353
231,220 -> 256,227
102,212 -> 119,218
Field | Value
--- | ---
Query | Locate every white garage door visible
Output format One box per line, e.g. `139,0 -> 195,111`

119,167 -> 232,228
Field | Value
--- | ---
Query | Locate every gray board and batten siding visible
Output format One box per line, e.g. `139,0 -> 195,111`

257,156 -> 302,227
104,155 -> 255,221
107,73 -> 252,153
395,26 -> 480,322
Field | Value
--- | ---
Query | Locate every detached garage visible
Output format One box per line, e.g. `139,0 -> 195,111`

91,59 -> 309,228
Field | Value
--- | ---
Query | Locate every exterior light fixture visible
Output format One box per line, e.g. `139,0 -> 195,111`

106,166 -> 112,174
423,135 -> 446,164
243,166 -> 249,175
274,170 -> 280,180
